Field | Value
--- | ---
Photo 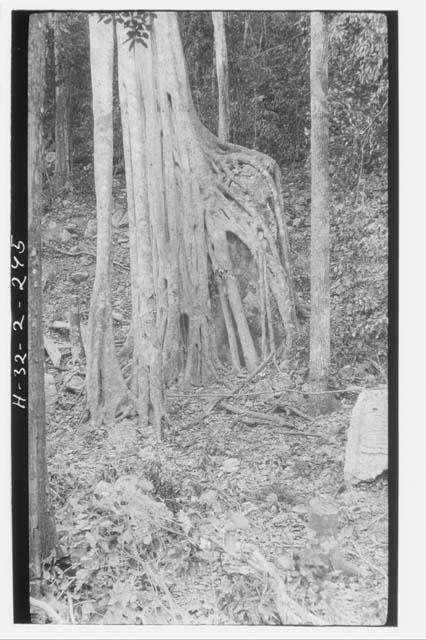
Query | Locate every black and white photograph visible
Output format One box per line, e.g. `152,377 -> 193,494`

8,6 -> 402,631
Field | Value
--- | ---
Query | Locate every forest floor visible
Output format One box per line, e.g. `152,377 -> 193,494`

36,171 -> 389,626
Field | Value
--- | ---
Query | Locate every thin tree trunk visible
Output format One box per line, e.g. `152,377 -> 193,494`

86,15 -> 130,426
53,13 -> 71,188
243,14 -> 251,50
212,11 -> 230,142
309,12 -> 331,412
28,12 -> 55,586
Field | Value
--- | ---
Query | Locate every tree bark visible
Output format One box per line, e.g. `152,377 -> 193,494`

28,12 -> 55,585
117,22 -> 166,439
86,15 -> 130,426
309,12 -> 331,411
212,11 -> 230,143
52,13 -> 71,188
115,12 -> 295,430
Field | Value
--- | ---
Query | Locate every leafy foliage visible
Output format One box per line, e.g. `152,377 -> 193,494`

97,11 -> 157,51
330,184 -> 388,365
328,13 -> 388,189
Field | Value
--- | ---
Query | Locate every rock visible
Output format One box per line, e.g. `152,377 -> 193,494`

112,311 -> 124,322
44,334 -> 62,368
45,221 -> 62,243
64,373 -> 85,394
198,489 -> 218,506
45,151 -> 56,166
222,458 -> 240,473
45,373 -> 57,418
308,498 -> 339,537
84,219 -> 97,238
49,320 -> 70,333
112,208 -> 128,228
70,271 -> 89,284
344,387 -> 388,484
60,228 -> 72,243
277,553 -> 295,571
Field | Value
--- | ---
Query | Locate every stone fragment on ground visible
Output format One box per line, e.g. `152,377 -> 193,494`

71,271 -> 89,284
44,334 -> 62,368
84,219 -> 97,238
344,387 -> 388,484
60,228 -> 72,243
64,372 -> 85,394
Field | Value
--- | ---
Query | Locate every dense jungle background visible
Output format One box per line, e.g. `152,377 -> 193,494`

28,11 -> 389,626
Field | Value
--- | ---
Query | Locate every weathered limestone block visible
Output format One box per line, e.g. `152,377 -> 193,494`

344,387 -> 388,484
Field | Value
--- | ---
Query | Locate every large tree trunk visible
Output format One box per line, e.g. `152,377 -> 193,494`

86,15 -> 130,426
309,12 -> 331,412
116,12 -> 296,416
212,11 -> 230,143
28,13 -> 55,586
117,24 -> 166,440
52,13 -> 71,189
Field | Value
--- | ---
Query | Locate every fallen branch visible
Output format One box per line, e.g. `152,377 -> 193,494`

221,401 -> 293,427
188,350 -> 276,426
171,382 -> 384,399
222,402 -> 323,438
67,593 -> 76,625
274,401 -> 314,423
30,596 -> 65,624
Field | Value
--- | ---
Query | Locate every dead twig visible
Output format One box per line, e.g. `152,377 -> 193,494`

274,401 -> 314,423
67,593 -> 76,624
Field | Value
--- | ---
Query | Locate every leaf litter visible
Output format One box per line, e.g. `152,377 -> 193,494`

38,176 -> 389,626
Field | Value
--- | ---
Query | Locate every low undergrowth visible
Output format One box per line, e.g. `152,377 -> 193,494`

34,169 -> 388,625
